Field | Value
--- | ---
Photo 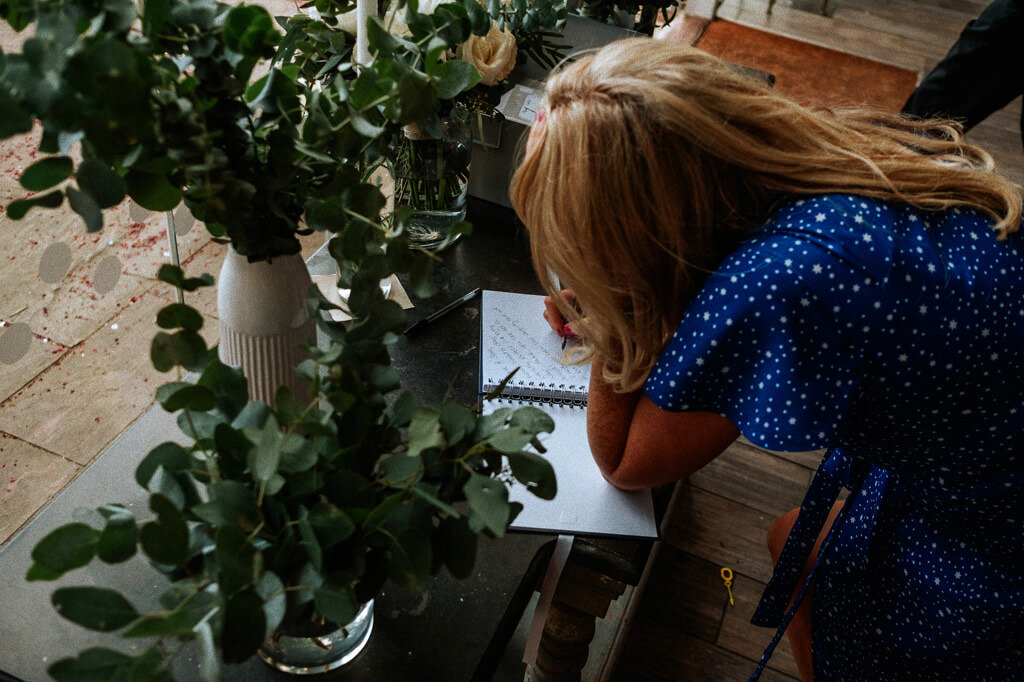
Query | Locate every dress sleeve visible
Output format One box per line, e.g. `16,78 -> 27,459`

644,195 -> 894,452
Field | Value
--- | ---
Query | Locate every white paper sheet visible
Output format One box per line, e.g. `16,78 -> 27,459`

480,290 -> 657,539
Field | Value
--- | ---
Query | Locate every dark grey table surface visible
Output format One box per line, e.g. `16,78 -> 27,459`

0,199 -> 558,682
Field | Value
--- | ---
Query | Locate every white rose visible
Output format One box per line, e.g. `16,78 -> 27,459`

457,23 -> 518,86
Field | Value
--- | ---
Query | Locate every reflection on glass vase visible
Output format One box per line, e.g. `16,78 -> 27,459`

392,111 -> 472,249
258,600 -> 374,675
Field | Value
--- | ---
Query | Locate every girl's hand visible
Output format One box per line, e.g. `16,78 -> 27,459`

543,289 -> 580,339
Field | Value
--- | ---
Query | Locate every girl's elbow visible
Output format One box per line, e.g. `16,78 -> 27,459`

600,463 -> 655,491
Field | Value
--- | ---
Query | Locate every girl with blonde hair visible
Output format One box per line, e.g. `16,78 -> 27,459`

511,37 -> 1024,682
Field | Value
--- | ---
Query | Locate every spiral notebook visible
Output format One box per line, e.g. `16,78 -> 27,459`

480,290 -> 658,539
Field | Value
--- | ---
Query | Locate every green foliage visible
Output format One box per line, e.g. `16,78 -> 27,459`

52,587 -> 140,632
9,0 -> 567,677
28,523 -> 98,579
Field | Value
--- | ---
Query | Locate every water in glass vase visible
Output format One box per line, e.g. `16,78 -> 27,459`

393,113 -> 472,249
257,600 -> 374,675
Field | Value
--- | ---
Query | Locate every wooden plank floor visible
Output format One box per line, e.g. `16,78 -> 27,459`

611,441 -> 818,682
609,0 -> 1023,679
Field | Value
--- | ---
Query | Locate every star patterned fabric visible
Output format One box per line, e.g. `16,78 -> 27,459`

644,194 -> 1024,680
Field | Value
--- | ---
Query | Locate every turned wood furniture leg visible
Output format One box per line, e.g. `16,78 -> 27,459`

531,562 -> 628,682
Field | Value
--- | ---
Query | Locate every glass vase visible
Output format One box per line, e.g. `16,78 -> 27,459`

392,112 -> 472,249
257,600 -> 374,675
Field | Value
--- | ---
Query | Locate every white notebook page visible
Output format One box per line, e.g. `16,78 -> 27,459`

480,290 -> 590,394
493,401 -> 658,538
480,290 -> 657,539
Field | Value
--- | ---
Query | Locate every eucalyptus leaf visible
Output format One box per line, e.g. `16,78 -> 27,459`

52,587 -> 139,632
429,59 -> 480,100
125,170 -> 182,211
223,5 -> 278,56
201,362 -> 250,419
313,584 -> 357,625
463,474 -> 510,536
29,523 -> 98,579
308,501 -> 355,549
25,563 -> 62,581
506,450 -> 557,499
249,414 -> 283,485
147,462 -> 186,507
156,303 -> 204,332
48,647 -> 134,682
256,570 -> 287,638
156,382 -> 217,412
122,607 -> 195,638
156,264 -> 214,292
192,480 -> 260,529
135,441 -> 190,489
76,157 -> 126,209
487,406 -> 555,453
471,406 -> 512,441
390,391 -> 416,427
298,515 -> 323,572
463,0 -> 492,33
96,504 -> 138,564
140,493 -> 189,566
407,406 -> 445,458
151,330 -> 208,373
279,433 -> 318,472
439,402 -> 474,444
177,409 -> 223,442
380,452 -> 423,486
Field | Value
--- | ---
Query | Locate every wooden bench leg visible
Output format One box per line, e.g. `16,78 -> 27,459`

529,561 -> 627,682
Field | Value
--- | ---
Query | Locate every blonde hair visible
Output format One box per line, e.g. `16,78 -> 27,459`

510,38 -> 1022,392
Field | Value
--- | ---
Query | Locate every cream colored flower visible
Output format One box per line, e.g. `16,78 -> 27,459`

457,23 -> 518,86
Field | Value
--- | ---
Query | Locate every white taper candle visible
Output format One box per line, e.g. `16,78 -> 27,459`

355,0 -> 378,65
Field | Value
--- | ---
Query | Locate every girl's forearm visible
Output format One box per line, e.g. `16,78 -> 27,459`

585,356 -> 740,490
586,356 -> 643,478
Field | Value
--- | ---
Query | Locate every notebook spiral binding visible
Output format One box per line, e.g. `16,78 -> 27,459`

483,379 -> 588,408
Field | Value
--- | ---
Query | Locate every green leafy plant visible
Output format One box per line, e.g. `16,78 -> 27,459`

27,266 -> 557,679
0,0 -> 566,677
288,0 -> 569,243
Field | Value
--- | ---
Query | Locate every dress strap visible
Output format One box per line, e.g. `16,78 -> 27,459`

746,447 -> 869,681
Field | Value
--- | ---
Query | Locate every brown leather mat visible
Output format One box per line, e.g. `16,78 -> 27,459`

696,19 -> 919,111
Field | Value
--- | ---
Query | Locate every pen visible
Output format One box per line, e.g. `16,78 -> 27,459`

403,287 -> 481,336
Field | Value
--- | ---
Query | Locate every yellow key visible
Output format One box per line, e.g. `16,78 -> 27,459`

721,567 -> 735,606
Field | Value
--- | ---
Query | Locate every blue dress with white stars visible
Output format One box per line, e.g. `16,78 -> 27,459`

644,194 -> 1024,681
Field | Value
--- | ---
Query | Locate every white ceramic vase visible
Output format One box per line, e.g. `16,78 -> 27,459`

217,247 -> 316,406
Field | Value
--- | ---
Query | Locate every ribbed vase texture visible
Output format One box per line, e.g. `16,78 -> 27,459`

217,248 -> 316,405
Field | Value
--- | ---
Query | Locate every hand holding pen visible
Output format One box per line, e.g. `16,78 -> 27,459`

543,290 -> 582,349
